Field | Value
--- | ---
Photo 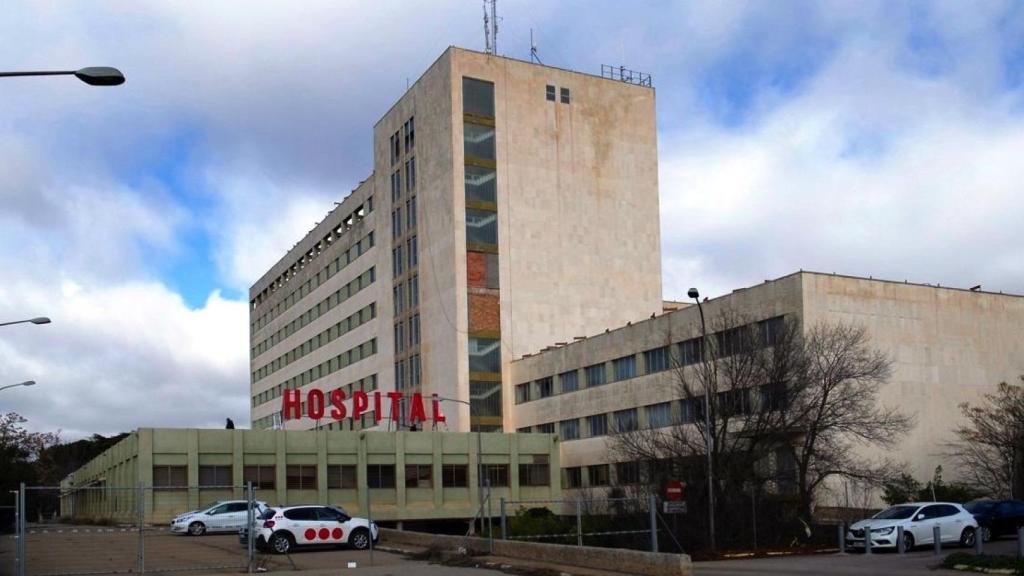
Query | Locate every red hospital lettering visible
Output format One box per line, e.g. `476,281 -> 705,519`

373,391 -> 382,423
329,389 -> 347,419
409,392 -> 427,424
307,389 -> 325,420
387,392 -> 403,422
283,389 -> 302,420
431,394 -> 446,424
352,391 -> 369,419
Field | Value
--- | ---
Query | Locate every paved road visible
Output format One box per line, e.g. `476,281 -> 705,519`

694,538 -> 1020,575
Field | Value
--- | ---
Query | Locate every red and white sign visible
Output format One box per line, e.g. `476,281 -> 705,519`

666,481 -> 685,501
282,390 -> 446,425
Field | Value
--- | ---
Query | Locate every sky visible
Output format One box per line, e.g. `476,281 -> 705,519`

1,1 -> 1022,439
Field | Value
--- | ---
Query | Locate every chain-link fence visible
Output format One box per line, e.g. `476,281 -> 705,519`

5,483 -> 261,576
497,495 -> 683,553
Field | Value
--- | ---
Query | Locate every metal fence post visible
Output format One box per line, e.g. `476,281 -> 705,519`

865,528 -> 872,555
897,526 -> 905,554
246,481 -> 255,574
500,497 -> 507,540
486,482 -> 493,554
933,525 -> 941,555
837,523 -> 845,554
974,525 -> 983,555
137,483 -> 145,574
576,498 -> 583,547
367,489 -> 374,566
1017,526 -> 1023,559
649,493 -> 658,553
17,484 -> 25,576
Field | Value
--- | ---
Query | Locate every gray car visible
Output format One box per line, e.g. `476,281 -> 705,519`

170,500 -> 269,536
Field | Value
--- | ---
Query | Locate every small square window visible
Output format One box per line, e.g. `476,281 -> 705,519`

560,87 -> 570,104
546,85 -> 556,101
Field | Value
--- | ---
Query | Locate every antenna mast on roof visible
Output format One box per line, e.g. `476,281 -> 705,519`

530,28 -> 542,64
483,0 -> 499,55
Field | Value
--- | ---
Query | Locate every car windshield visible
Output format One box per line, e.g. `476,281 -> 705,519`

965,501 -> 995,513
331,506 -> 349,516
873,505 -> 919,520
260,508 -> 276,520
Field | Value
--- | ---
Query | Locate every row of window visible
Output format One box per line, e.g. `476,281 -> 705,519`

394,354 -> 422,391
389,116 -> 415,166
151,458 -> 549,491
391,236 -> 419,277
515,316 -> 786,403
253,362 -> 379,413
393,314 -> 421,353
252,303 -> 376,385
251,338 -> 377,409
250,201 -> 372,320
391,196 -> 418,238
250,231 -> 376,347
545,84 -> 571,104
393,276 -> 420,316
518,383 -> 788,439
250,267 -> 376,381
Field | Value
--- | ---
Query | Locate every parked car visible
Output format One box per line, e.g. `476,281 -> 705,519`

846,503 -> 978,550
965,499 -> 1024,542
242,505 -> 378,554
170,500 -> 269,536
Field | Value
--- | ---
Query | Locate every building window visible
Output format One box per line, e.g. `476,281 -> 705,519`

588,464 -> 610,487
198,465 -> 232,488
559,370 -> 578,393
407,196 -> 417,229
559,419 -> 580,441
560,87 -> 571,104
408,236 -> 418,268
286,465 -> 317,490
615,461 -> 640,485
394,284 -> 405,315
613,408 -> 639,432
243,465 -> 275,490
585,363 -> 606,387
465,165 -> 497,204
760,382 -> 788,412
759,316 -> 785,346
392,246 -> 404,276
536,422 -> 555,434
466,209 -> 498,246
536,377 -> 553,398
327,465 -> 357,489
367,464 -> 396,489
391,208 -> 402,238
394,360 -> 406,390
391,170 -> 401,202
409,275 -> 419,307
645,402 -> 672,428
410,314 -> 420,345
563,467 -> 583,489
587,413 -> 608,437
405,464 -> 433,488
483,464 -> 509,487
519,455 -> 550,486
612,355 -> 637,381
545,84 -> 556,101
463,122 -> 496,161
517,426 -> 532,434
442,464 -> 468,488
468,337 -> 501,373
718,388 -> 752,417
678,338 -> 703,366
410,355 -> 422,387
463,77 -> 495,117
470,380 -> 502,417
153,465 -> 186,490
515,383 -> 530,404
644,347 -> 669,373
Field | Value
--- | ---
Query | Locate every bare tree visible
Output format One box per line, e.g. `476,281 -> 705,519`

947,376 -> 1024,499
611,316 -> 911,543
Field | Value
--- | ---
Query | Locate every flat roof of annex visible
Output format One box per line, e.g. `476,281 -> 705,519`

513,269 -> 1023,362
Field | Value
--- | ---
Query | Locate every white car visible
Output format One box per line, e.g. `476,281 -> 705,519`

247,505 -> 379,554
170,500 -> 269,536
847,502 -> 978,550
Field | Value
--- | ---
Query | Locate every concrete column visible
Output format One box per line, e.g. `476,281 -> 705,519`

317,430 -> 328,505
276,431 -> 287,506
233,430 -> 245,499
137,430 -> 154,521
396,432 -> 407,511
432,432 -> 443,509
187,429 -> 200,510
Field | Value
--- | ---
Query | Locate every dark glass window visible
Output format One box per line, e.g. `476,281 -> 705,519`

463,77 -> 495,117
442,464 -> 468,487
153,465 -> 187,490
286,464 -> 317,490
616,461 -> 640,485
563,467 -> 582,489
645,402 -> 672,428
559,419 -> 580,440
466,209 -> 498,245
327,465 -> 357,489
536,377 -> 553,398
471,380 -> 502,417
519,455 -> 550,486
515,383 -> 531,404
560,87 -> 571,104
678,338 -> 703,365
545,84 -> 556,101
283,507 -> 317,521
536,422 -> 555,434
644,347 -> 669,373
585,364 -> 606,387
465,165 -> 497,203
759,316 -> 785,346
463,123 -> 496,160
588,464 -> 610,487
367,464 -> 396,489
405,464 -> 433,488
612,355 -> 637,381
198,465 -> 232,488
560,370 -> 578,393
243,465 -> 275,490
468,337 -> 501,373
483,464 -> 509,487
614,408 -> 639,432
587,413 -> 608,437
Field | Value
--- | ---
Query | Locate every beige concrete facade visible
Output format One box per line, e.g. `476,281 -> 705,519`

249,47 -> 662,433
509,271 -> 1024,497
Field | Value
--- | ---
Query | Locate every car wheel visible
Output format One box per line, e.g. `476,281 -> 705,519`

270,532 -> 293,555
902,531 -> 915,551
188,522 -> 206,536
981,526 -> 992,542
350,528 -> 371,550
959,527 -> 976,548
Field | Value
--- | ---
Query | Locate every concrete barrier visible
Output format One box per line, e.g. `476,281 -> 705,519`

380,528 -> 693,576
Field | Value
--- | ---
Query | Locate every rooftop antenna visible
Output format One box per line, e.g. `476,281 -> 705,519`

530,28 -> 543,64
483,0 -> 499,55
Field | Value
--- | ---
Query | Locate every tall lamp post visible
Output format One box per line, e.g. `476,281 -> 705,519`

0,381 -> 36,393
0,67 -> 125,86
688,287 -> 716,552
0,317 -> 50,328
437,396 -> 486,533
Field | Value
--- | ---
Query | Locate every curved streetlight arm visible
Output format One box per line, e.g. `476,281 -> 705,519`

0,381 -> 36,393
0,317 -> 51,328
0,67 -> 125,86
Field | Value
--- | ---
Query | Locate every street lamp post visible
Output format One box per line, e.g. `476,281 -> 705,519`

688,287 -> 716,552
0,381 -> 36,393
0,317 -> 50,328
0,67 -> 125,86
